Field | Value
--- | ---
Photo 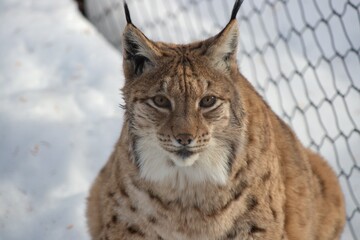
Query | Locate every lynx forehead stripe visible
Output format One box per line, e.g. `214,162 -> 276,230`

230,0 -> 244,21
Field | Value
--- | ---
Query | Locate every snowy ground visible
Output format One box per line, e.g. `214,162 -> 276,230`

0,0 -> 123,239
0,0 -> 359,239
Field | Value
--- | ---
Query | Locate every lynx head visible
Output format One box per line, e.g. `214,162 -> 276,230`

122,0 -> 245,186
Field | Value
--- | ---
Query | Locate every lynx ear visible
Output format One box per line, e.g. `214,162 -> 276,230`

122,2 -> 159,78
203,0 -> 243,72
206,22 -> 239,72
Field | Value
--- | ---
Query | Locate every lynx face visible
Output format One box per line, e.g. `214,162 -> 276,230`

122,21 -> 243,186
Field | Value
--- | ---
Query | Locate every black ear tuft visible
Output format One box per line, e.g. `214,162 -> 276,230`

124,1 -> 132,24
230,0 -> 244,21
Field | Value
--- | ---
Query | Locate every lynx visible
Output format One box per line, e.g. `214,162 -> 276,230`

86,1 -> 345,239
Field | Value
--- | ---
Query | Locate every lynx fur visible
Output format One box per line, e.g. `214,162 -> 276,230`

86,1 -> 345,239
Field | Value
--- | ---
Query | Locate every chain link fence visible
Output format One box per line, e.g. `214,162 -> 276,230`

76,0 -> 360,239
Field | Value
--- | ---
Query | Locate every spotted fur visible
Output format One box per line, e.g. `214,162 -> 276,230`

86,1 -> 345,239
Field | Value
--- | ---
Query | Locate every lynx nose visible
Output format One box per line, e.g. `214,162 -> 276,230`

175,134 -> 194,146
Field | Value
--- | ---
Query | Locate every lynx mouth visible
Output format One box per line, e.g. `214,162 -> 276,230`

176,148 -> 195,159
168,148 -> 199,167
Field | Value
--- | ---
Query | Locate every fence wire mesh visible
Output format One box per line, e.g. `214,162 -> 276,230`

77,0 -> 360,239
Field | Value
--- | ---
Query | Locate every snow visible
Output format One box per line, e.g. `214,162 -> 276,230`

0,0 -> 359,239
0,0 -> 123,239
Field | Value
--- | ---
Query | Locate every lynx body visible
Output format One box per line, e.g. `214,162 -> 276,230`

87,1 -> 345,239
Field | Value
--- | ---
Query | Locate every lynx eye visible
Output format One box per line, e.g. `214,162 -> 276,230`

153,95 -> 171,109
200,96 -> 217,108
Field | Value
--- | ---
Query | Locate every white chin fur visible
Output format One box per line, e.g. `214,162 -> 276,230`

135,134 -> 230,188
169,153 -> 199,167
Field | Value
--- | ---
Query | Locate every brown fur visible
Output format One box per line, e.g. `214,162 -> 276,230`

86,11 -> 345,240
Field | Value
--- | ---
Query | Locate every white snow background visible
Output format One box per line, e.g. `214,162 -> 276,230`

0,0 -> 123,239
0,0 -> 359,239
